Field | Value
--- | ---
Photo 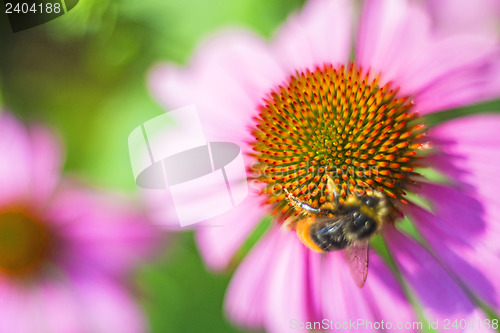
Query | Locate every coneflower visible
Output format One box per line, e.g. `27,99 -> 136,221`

150,0 -> 500,332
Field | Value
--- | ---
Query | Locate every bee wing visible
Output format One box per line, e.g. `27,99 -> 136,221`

344,243 -> 369,288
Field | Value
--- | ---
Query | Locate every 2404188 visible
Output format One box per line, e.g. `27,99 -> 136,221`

5,2 -> 61,14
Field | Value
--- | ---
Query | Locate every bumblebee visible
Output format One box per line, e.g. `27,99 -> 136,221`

284,178 -> 391,287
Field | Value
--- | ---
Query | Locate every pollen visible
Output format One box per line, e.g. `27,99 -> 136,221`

250,64 -> 426,218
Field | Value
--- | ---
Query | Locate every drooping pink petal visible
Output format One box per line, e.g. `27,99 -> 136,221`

356,0 -> 499,114
416,182 -> 500,252
427,115 -> 500,239
149,29 -> 287,147
384,227 -> 494,332
406,201 -> 500,313
357,253 -> 417,332
264,229 -> 316,333
272,0 -> 353,75
224,225 -> 277,330
319,252 -> 374,332
195,195 -> 267,271
226,225 -> 416,333
412,115 -> 500,311
320,250 -> 416,333
226,226 -> 321,333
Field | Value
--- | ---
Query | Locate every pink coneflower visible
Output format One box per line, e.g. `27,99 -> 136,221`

0,112 -> 158,333
150,0 -> 500,332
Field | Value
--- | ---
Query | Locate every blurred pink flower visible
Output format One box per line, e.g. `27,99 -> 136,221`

149,0 -> 500,332
0,112 -> 159,333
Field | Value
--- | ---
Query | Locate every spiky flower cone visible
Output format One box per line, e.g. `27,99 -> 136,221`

251,64 -> 426,220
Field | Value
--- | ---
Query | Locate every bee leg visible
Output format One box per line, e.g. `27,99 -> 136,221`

295,218 -> 323,253
281,216 -> 296,231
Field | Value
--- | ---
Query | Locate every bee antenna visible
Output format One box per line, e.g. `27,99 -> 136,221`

283,187 -> 321,215
284,187 -> 291,196
283,187 -> 299,208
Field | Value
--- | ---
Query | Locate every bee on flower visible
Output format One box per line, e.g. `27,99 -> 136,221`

149,0 -> 500,332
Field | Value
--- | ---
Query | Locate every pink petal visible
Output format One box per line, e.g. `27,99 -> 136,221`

0,279 -> 39,333
37,274 -> 146,333
403,36 -> 498,103
48,186 -> 161,275
195,195 -> 266,271
272,0 -> 353,74
428,115 -> 500,237
226,226 -> 321,332
356,0 -> 431,86
416,183 -> 500,251
319,252 -> 374,332
413,56 -> 500,114
406,202 -> 500,313
224,225 -> 278,329
149,29 -> 286,146
0,275 -> 147,333
414,115 -> 500,311
0,113 -> 62,209
320,250 -> 415,333
384,227 -> 493,332
430,114 -> 500,146
425,0 -> 500,38
34,276 -> 85,333
27,125 -> 62,207
68,275 -> 147,333
0,113 -> 34,206
356,0 -> 499,114
226,226 -> 415,333
139,187 -> 183,228
415,183 -> 488,243
358,253 -> 417,331
264,229 -> 317,333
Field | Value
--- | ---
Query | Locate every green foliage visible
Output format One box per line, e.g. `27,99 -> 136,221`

137,233 -> 252,333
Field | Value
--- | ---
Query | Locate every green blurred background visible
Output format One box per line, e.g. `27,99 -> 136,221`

0,1 -> 304,332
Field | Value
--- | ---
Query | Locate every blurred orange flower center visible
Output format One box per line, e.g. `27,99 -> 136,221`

251,64 -> 426,218
0,211 -> 52,278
